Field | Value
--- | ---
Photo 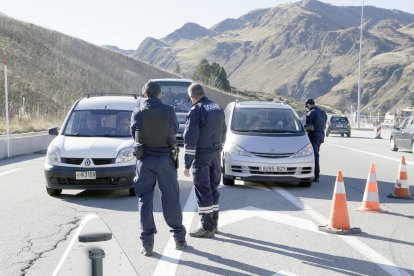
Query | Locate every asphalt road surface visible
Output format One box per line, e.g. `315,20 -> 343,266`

0,129 -> 413,276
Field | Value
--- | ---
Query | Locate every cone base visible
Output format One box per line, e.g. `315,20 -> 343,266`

357,207 -> 384,213
318,225 -> 361,235
387,193 -> 413,200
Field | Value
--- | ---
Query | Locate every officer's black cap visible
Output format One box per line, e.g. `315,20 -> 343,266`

305,98 -> 315,107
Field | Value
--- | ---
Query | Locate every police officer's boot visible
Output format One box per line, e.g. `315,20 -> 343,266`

190,213 -> 215,238
212,211 -> 219,234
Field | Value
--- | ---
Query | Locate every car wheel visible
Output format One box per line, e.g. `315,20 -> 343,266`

46,187 -> 62,196
299,181 -> 312,188
222,175 -> 235,186
341,133 -> 344,137
347,132 -> 351,137
325,131 -> 330,137
390,137 -> 398,151
129,187 -> 136,196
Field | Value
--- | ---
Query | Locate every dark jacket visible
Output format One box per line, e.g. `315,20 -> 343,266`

130,98 -> 178,156
306,106 -> 327,143
184,97 -> 226,169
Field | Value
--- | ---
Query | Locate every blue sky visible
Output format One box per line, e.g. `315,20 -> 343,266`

0,0 -> 413,49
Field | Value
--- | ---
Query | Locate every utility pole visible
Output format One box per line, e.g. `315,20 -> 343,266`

357,0 -> 365,129
2,51 -> 10,158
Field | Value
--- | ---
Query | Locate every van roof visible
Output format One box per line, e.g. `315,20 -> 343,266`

75,96 -> 140,111
150,78 -> 192,83
235,101 -> 291,109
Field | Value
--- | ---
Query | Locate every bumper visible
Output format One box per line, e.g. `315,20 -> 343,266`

44,164 -> 135,190
327,128 -> 350,134
223,154 -> 314,183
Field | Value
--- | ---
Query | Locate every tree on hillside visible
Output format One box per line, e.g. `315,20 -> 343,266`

192,59 -> 231,92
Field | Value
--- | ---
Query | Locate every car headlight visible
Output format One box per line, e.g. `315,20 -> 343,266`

225,143 -> 252,157
116,147 -> 135,163
47,146 -> 61,163
293,143 -> 313,158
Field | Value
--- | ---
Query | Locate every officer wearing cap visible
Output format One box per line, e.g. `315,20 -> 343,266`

183,84 -> 226,238
131,81 -> 187,256
305,98 -> 327,182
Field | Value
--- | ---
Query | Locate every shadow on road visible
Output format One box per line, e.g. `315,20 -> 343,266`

57,180 -> 195,212
0,151 -> 45,166
211,232 -> 414,276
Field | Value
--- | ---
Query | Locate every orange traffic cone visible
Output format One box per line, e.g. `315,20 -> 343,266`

358,163 -> 383,212
319,171 -> 361,234
388,156 -> 413,200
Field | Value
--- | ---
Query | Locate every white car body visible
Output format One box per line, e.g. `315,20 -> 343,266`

222,101 -> 315,186
44,94 -> 140,196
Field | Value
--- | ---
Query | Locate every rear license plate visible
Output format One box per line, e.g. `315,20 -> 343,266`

76,171 -> 96,180
261,165 -> 287,172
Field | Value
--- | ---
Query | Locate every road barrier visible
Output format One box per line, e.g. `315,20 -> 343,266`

374,123 -> 382,139
0,132 -> 54,159
388,156 -> 413,200
358,163 -> 383,212
319,171 -> 361,235
52,214 -> 138,276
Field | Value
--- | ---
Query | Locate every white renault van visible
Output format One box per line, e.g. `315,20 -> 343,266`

222,101 -> 315,187
44,94 -> 140,196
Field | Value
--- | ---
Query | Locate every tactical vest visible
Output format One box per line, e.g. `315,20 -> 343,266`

138,105 -> 170,147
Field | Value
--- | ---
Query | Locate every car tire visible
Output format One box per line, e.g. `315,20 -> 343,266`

129,187 -> 136,196
299,181 -> 312,188
390,137 -> 398,151
347,132 -> 351,137
325,131 -> 330,137
46,187 -> 62,196
222,175 -> 235,186
341,133 -> 344,137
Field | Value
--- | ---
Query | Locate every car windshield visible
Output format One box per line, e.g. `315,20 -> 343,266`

159,82 -> 192,112
62,110 -> 132,137
231,107 -> 303,133
176,113 -> 187,124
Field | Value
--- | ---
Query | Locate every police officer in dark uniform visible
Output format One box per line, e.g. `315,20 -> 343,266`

305,98 -> 327,182
183,84 -> 226,238
131,81 -> 187,256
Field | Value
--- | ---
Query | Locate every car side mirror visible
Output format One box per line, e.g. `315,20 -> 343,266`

48,127 -> 59,136
304,124 -> 314,132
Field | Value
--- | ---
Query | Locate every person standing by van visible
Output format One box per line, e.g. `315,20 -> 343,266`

183,84 -> 226,238
131,81 -> 187,256
305,98 -> 327,182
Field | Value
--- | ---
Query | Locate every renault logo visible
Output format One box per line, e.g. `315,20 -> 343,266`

85,159 -> 91,166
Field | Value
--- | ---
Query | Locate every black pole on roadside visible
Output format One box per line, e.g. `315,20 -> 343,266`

89,249 -> 105,276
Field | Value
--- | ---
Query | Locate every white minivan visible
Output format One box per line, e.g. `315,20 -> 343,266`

222,101 -> 315,187
44,94 -> 140,196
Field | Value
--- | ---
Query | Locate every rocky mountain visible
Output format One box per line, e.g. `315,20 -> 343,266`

129,0 -> 414,113
0,13 -> 236,124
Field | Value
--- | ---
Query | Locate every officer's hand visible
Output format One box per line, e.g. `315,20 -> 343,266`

183,169 -> 191,177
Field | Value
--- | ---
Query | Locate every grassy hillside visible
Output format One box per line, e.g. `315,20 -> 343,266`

0,14 -> 239,133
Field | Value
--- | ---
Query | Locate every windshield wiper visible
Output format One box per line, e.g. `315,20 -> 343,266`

250,129 -> 298,133
64,133 -> 92,137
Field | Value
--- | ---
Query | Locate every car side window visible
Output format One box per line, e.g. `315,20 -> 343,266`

407,118 -> 414,130
400,119 -> 409,129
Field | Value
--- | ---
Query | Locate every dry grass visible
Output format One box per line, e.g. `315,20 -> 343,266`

0,115 -> 63,134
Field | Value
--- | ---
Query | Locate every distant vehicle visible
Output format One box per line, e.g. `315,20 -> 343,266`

222,101 -> 314,187
390,116 -> 414,152
150,78 -> 193,145
44,94 -> 139,196
326,115 -> 351,137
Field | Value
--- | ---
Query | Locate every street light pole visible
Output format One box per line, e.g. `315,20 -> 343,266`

2,51 -> 10,158
357,0 -> 365,129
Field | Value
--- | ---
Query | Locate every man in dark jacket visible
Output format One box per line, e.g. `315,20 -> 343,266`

305,98 -> 327,182
183,84 -> 226,238
131,81 -> 186,256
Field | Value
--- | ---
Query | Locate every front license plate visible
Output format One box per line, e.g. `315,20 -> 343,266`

76,171 -> 96,180
261,165 -> 287,172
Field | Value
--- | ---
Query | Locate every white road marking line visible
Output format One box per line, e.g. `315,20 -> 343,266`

272,270 -> 299,276
153,186 -> 198,276
325,143 -> 412,165
273,187 -> 410,276
0,168 -> 22,177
